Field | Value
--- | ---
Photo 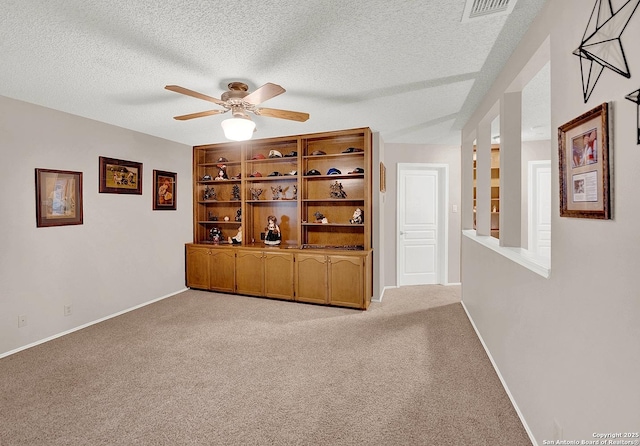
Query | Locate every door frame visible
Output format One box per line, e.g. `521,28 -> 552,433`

396,163 -> 449,286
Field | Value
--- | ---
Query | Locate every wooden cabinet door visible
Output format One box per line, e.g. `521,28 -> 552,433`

264,252 -> 294,300
235,250 -> 264,296
295,253 -> 327,304
185,245 -> 210,290
328,255 -> 364,308
208,250 -> 235,293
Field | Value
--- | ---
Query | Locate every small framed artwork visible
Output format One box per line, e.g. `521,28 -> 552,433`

35,168 -> 83,227
558,102 -> 610,219
99,156 -> 142,194
153,170 -> 177,210
380,162 -> 386,192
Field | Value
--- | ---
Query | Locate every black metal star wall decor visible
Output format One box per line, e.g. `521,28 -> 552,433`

625,88 -> 640,144
573,0 -> 640,103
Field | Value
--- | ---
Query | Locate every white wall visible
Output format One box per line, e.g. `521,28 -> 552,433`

461,1 -> 640,443
382,143 -> 461,286
0,96 -> 193,356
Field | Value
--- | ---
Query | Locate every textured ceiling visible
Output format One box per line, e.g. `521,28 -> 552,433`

0,0 -> 549,146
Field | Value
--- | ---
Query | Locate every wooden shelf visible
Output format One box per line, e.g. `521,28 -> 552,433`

186,128 -> 373,309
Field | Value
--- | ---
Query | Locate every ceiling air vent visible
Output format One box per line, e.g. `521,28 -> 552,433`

461,0 -> 518,22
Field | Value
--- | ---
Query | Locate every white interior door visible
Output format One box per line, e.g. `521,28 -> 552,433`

397,164 -> 447,286
528,161 -> 551,258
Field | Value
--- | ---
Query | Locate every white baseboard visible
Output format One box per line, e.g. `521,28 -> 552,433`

444,282 -> 461,286
460,301 -> 538,446
0,288 -> 188,360
372,285 -> 398,303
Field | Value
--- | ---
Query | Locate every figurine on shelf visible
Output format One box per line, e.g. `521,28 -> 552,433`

215,165 -> 228,180
271,185 -> 282,200
228,227 -> 242,245
293,184 -> 298,200
203,185 -> 216,201
349,208 -> 364,224
330,181 -> 347,199
201,174 -> 212,181
250,188 -> 263,201
231,184 -> 241,201
208,211 -> 218,221
264,215 -> 281,245
314,211 -> 329,224
235,208 -> 242,222
209,227 -> 222,244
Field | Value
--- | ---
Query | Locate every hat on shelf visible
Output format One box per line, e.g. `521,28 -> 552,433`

342,147 -> 364,153
251,153 -> 266,160
201,174 -> 212,180
249,171 -> 262,177
268,150 -> 283,158
217,157 -> 229,163
284,151 -> 298,157
348,167 -> 365,174
327,168 -> 342,175
284,170 -> 297,176
305,169 -> 321,176
230,173 -> 242,180
311,150 -> 326,156
267,171 -> 282,177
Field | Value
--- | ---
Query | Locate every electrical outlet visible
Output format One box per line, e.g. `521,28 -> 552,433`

18,315 -> 27,328
553,419 -> 563,440
64,305 -> 72,316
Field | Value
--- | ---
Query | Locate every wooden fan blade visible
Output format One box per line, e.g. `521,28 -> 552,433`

173,109 -> 226,121
256,107 -> 309,122
243,83 -> 286,105
165,85 -> 227,106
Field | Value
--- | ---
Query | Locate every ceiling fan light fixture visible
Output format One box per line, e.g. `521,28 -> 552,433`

221,116 -> 256,141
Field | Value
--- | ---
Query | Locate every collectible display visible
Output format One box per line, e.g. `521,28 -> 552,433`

264,215 -> 282,245
209,227 -> 222,244
271,185 -> 282,200
330,181 -> 347,199
203,185 -> 216,200
349,208 -> 364,224
229,227 -> 242,244
231,185 -> 241,200
314,211 -> 329,224
250,188 -> 263,200
215,165 -> 228,180
235,208 -> 242,222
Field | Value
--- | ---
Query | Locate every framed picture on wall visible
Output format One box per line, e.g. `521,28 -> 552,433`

558,102 -> 610,219
35,168 -> 83,227
153,170 -> 177,210
99,156 -> 143,195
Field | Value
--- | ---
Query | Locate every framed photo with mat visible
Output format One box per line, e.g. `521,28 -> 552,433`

153,170 -> 177,210
35,168 -> 83,227
558,103 -> 610,219
99,156 -> 142,195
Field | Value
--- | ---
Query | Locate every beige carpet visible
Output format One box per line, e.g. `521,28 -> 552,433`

0,285 -> 531,445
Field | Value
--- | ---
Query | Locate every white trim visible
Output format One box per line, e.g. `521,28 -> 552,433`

463,229 -> 550,278
444,282 -> 462,286
0,288 -> 188,359
461,301 -> 538,446
396,163 -> 450,285
373,285 -> 398,303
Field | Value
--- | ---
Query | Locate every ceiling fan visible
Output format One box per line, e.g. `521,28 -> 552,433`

165,82 -> 309,141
